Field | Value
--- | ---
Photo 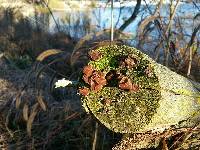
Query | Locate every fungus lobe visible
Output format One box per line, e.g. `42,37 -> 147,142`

79,87 -> 90,96
88,50 -> 102,61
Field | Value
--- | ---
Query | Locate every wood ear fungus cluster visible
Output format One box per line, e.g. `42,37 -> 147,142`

118,76 -> 139,92
88,50 -> 102,61
79,65 -> 107,96
144,65 -> 153,77
79,52 -> 140,96
119,55 -> 137,69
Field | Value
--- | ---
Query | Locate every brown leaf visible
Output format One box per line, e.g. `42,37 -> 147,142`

79,87 -> 90,96
116,71 -> 124,80
95,78 -> 107,86
119,76 -> 128,84
89,50 -> 102,61
119,61 -> 126,68
119,55 -> 137,69
83,74 -> 90,84
90,79 -> 96,91
106,71 -> 115,80
119,56 -> 127,67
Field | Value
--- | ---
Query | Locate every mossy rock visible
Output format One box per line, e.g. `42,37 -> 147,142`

80,45 -> 200,133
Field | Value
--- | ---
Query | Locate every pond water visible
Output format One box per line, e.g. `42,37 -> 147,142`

45,2 -> 200,39
32,1 -> 200,56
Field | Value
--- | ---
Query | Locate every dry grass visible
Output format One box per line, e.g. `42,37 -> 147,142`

0,0 -> 199,149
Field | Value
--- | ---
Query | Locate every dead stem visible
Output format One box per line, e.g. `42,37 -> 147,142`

169,123 -> 200,150
164,0 -> 180,66
187,46 -> 193,76
137,0 -> 163,49
165,0 -> 180,35
92,122 -> 98,150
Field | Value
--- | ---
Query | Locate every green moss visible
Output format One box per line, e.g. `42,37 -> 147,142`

81,45 -> 161,133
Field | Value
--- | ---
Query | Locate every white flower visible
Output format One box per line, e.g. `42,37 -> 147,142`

55,78 -> 73,88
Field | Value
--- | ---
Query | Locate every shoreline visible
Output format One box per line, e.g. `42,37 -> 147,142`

1,1 -> 200,13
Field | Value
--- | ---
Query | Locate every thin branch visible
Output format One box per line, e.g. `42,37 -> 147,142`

165,0 -> 180,35
92,122 -> 98,150
187,46 -> 193,76
111,0 -> 114,41
115,3 -> 123,28
41,0 -> 60,32
164,0 -> 180,66
193,1 -> 200,12
178,24 -> 200,70
187,24 -> 200,49
137,0 -> 163,48
119,0 -> 142,31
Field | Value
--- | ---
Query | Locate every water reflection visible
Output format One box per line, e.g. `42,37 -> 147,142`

44,2 -> 200,39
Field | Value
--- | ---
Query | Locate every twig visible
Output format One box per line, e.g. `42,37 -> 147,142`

137,0 -> 163,48
111,0 -> 114,41
165,0 -> 180,35
164,0 -> 180,66
178,24 -> 200,70
0,53 -> 4,58
119,0 -> 142,31
143,0 -> 174,61
115,2 -> 123,28
193,1 -> 200,12
170,123 -> 200,150
41,0 -> 60,32
187,46 -> 192,76
92,122 -> 98,150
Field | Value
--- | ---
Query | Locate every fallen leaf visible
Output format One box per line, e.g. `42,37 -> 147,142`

23,104 -> 29,121
90,79 -> 96,91
27,103 -> 39,137
119,55 -> 137,69
37,95 -> 47,111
